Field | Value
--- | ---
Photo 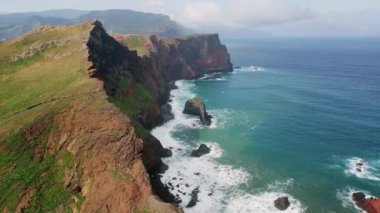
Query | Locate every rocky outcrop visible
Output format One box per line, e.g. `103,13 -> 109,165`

191,144 -> 211,157
352,192 -> 380,213
274,197 -> 290,211
87,20 -> 166,129
183,96 -> 212,125
150,34 -> 233,80
186,187 -> 200,208
142,135 -> 171,175
356,162 -> 364,172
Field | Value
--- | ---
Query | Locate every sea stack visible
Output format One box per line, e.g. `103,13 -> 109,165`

274,197 -> 290,211
183,96 -> 212,125
191,144 -> 211,157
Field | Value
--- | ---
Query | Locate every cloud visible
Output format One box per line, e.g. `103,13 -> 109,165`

176,2 -> 222,28
175,0 -> 314,30
264,8 -> 380,37
143,0 -> 166,13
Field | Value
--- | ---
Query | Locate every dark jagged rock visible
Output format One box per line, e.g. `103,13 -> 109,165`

353,192 -> 366,202
274,197 -> 290,211
356,162 -> 364,173
150,175 -> 181,204
191,144 -> 211,157
160,104 -> 174,123
140,134 -> 178,204
352,192 -> 380,213
142,135 -> 172,175
183,96 -> 212,126
187,187 -> 200,208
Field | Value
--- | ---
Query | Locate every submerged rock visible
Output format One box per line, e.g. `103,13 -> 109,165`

356,162 -> 364,173
187,187 -> 200,208
352,192 -> 380,213
191,144 -> 211,157
274,197 -> 290,211
183,96 -> 212,125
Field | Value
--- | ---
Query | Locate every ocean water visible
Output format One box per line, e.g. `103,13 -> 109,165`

151,38 -> 380,213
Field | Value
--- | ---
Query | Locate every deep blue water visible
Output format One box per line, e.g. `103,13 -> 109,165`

153,38 -> 380,212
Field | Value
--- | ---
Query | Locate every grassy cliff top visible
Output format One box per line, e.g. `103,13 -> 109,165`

0,22 -> 101,135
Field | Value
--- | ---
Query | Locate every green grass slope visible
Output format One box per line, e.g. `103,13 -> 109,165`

0,22 -> 98,135
0,22 -> 99,211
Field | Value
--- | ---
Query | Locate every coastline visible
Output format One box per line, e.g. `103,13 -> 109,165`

151,77 -> 306,212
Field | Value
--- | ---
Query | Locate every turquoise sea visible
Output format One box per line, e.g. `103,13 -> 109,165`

152,38 -> 380,212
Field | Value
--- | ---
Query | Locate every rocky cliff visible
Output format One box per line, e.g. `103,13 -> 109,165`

0,20 -> 232,212
150,34 -> 233,80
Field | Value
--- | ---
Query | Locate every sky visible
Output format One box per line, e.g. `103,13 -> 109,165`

1,0 -> 380,37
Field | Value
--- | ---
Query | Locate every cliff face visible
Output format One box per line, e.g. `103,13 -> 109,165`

87,21 -> 233,129
0,20 -> 232,212
0,22 -> 177,213
150,34 -> 233,80
86,21 -> 233,207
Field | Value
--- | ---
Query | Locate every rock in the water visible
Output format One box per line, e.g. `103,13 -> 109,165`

183,96 -> 212,126
353,192 -> 366,202
191,144 -> 211,157
274,197 -> 290,211
355,162 -> 364,173
150,175 -> 181,204
352,192 -> 380,213
187,187 -> 200,208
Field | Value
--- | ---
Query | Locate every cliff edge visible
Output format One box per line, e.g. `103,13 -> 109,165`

0,20 -> 232,212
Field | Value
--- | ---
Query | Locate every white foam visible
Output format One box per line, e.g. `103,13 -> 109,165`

227,191 -> 306,213
345,157 -> 380,181
200,73 -> 227,81
233,66 -> 266,73
151,80 -> 305,212
207,108 -> 236,129
152,80 -> 249,212
267,178 -> 295,192
225,178 -> 305,213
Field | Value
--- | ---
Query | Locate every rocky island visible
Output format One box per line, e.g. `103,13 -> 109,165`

183,96 -> 212,126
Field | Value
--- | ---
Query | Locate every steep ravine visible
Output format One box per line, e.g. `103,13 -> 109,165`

0,20 -> 232,212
